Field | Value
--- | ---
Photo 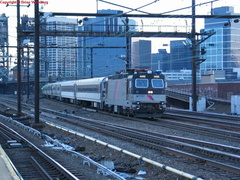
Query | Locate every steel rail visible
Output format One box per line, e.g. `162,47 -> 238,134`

30,156 -> 53,180
119,125 -> 240,155
0,114 -> 126,180
157,118 -> 240,139
163,112 -> 240,131
1,96 -> 239,177
44,120 -> 204,180
1,96 -> 239,141
166,108 -> 240,122
40,108 -> 240,174
0,121 -> 80,180
81,120 -> 240,168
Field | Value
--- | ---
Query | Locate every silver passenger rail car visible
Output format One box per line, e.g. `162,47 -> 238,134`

75,77 -> 106,108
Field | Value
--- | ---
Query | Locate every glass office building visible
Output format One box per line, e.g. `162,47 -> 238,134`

200,6 -> 240,78
78,10 -> 135,78
169,40 -> 192,71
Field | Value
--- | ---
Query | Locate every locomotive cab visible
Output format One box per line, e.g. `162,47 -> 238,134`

129,69 -> 166,117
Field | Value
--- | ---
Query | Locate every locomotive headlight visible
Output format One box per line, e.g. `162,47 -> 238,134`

147,70 -> 152,74
148,90 -> 153,94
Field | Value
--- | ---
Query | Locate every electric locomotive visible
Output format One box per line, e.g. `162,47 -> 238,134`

104,69 -> 166,117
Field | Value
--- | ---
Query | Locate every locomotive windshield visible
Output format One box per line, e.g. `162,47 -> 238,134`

135,78 -> 148,88
151,79 -> 164,88
135,78 -> 164,89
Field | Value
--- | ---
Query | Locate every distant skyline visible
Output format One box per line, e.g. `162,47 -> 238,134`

0,0 -> 240,54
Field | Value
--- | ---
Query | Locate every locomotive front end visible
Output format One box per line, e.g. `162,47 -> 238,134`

130,69 -> 166,118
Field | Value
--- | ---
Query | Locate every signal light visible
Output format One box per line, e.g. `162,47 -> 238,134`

201,47 -> 206,55
234,19 -> 239,23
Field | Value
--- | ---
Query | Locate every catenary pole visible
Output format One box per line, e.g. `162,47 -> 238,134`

191,0 -> 197,111
34,0 -> 40,123
17,1 -> 22,115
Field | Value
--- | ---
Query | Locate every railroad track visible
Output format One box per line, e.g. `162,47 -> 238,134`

1,95 -> 240,178
0,96 -> 203,180
39,107 -> 240,176
155,118 -> 240,142
1,95 -> 239,132
1,95 -> 240,143
0,121 -> 86,180
164,108 -> 240,131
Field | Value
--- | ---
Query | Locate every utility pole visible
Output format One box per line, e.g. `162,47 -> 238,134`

190,0 -> 216,112
191,0 -> 197,111
63,57 -> 66,79
17,1 -> 22,116
34,0 -> 40,125
125,17 -> 131,69
27,46 -> 30,99
90,48 -> 93,78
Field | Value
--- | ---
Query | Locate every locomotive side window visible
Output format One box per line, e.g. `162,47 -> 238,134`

135,79 -> 148,88
151,79 -> 164,88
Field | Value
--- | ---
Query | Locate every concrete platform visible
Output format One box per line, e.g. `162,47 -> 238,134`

0,145 -> 20,180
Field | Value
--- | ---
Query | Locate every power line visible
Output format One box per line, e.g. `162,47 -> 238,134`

98,0 -> 156,15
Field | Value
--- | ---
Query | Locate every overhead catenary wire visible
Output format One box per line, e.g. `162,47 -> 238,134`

4,1 -> 237,77
76,0 -> 220,76
98,0 -> 158,15
38,0 -> 161,76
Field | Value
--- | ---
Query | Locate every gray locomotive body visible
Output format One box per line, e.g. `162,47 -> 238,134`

105,69 -> 166,117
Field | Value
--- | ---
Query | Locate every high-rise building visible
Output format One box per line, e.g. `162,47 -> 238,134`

151,49 -> 170,71
78,10 -> 134,78
131,40 -> 151,69
0,14 -> 8,46
40,17 -> 78,79
200,6 -> 240,78
169,40 -> 192,71
0,13 -> 9,81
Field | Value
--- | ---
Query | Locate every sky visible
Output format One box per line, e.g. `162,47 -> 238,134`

1,0 -> 240,54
